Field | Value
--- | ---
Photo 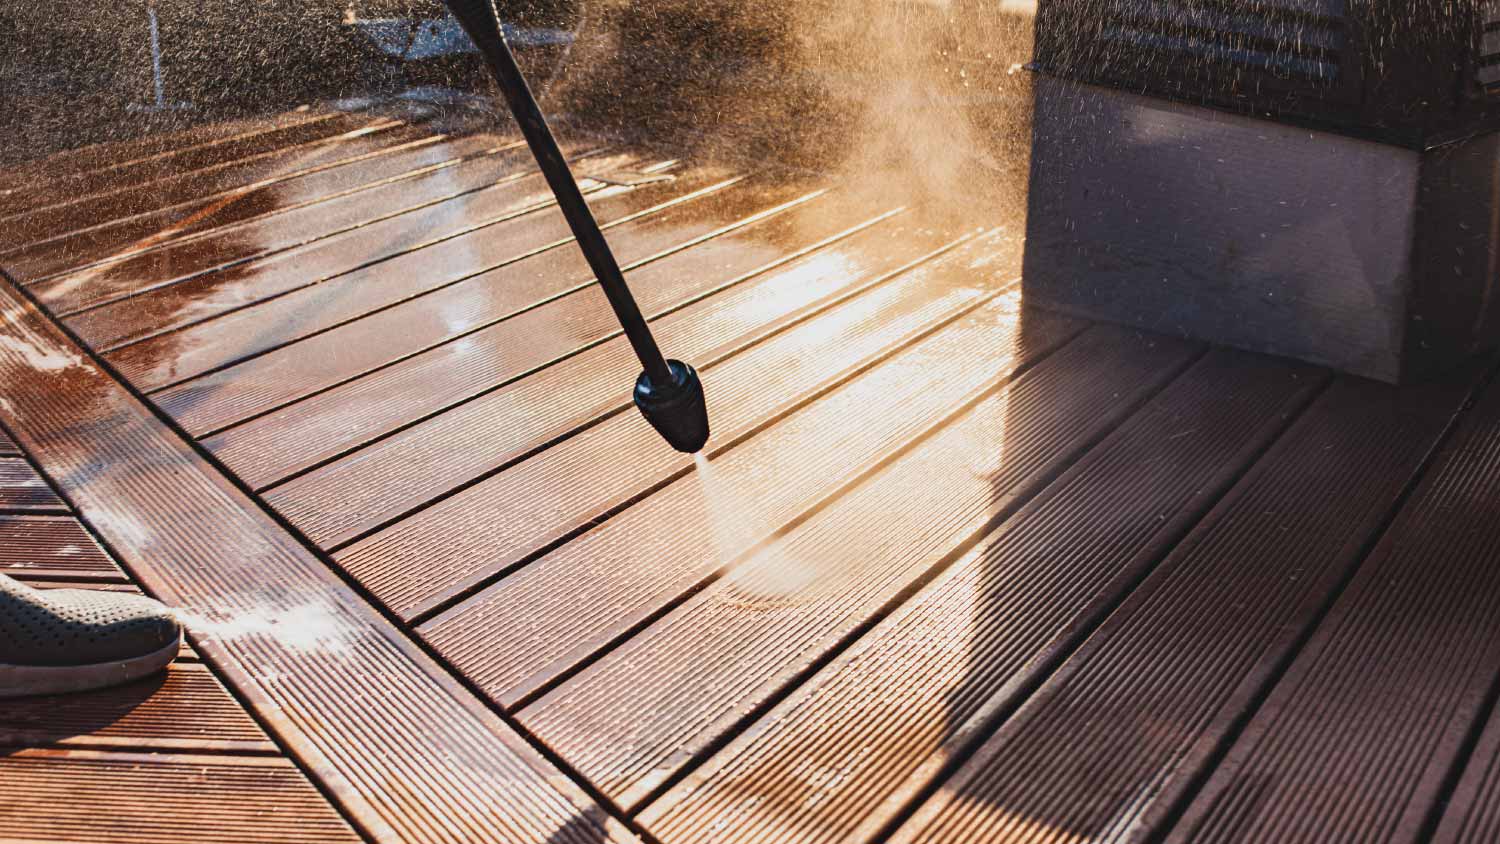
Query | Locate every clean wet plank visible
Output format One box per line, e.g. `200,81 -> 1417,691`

1162,370 -> 1500,844
883,368 -> 1480,844
108,155 -> 706,397
347,227 -> 1028,620
4,115 -> 418,251
535,326 -> 1197,810
8,130 -> 518,286
0,276 -> 642,843
641,349 -> 1323,844
271,209 -> 952,554
0,750 -> 361,844
195,176 -> 829,488
42,145 -> 630,321
0,110 -> 361,217
417,291 -> 1084,707
0,662 -> 277,754
0,105 -> 337,196
0,515 -> 125,580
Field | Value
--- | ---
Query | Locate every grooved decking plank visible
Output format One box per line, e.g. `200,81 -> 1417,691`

276,211 -> 955,554
536,327 -> 1198,809
641,350 -> 1324,844
0,110 -> 377,218
0,750 -> 360,843
0,458 -> 67,512
0,427 -> 17,455
0,106 -> 336,198
0,662 -> 276,753
339,227 -> 1015,617
198,179 -> 838,489
1435,699 -> 1500,843
1161,370 -> 1500,844
419,290 -> 1085,708
8,130 -> 521,287
885,369 -> 1479,844
63,149 -> 652,352
0,280 -> 639,843
118,163 -> 731,405
0,515 -> 124,579
47,145 -> 639,325
5,116 -> 415,252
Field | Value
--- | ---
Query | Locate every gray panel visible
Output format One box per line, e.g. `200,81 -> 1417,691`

1022,77 -> 1419,381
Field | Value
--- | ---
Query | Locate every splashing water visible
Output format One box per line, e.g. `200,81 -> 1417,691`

174,601 -> 355,656
692,452 -> 818,609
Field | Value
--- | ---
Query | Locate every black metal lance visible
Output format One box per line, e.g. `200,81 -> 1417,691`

441,0 -> 709,452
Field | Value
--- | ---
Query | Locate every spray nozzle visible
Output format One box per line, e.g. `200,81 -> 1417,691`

634,360 -> 710,454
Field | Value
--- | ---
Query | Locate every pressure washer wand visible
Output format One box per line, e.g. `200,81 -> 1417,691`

442,0 -> 710,453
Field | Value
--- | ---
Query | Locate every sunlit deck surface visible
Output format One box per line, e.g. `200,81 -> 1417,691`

4,99 -> 1500,844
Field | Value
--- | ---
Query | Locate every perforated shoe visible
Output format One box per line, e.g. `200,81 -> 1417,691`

0,574 -> 182,698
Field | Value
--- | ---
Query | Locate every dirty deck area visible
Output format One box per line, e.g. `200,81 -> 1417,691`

2,101 -> 1500,844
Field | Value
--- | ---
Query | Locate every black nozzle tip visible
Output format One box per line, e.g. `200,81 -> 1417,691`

634,360 -> 710,453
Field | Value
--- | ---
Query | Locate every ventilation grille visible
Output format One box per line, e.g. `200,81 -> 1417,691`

1040,0 -> 1351,93
1481,0 -> 1500,91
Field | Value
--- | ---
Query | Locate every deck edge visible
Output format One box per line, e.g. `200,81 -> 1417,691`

0,271 -> 643,844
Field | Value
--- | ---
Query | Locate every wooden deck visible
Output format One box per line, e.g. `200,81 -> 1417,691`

3,100 -> 1500,844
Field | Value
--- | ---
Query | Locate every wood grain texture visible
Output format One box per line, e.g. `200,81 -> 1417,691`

0,750 -> 361,844
0,662 -> 276,753
0,458 -> 68,513
5,131 -> 518,285
887,369 -> 1478,844
1167,370 -> 1500,844
0,515 -> 124,580
0,277 -> 640,843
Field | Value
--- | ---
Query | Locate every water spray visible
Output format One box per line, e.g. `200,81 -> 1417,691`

441,0 -> 710,453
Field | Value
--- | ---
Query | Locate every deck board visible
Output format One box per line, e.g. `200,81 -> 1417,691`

418,293 -> 1087,706
1435,697 -> 1500,843
114,161 -> 727,403
4,132 -> 519,285
0,515 -> 125,580
194,177 -> 823,486
0,458 -> 68,513
15,132 -> 521,291
40,145 -> 631,322
882,367 -> 1482,844
538,326 -> 1199,811
273,210 -> 949,554
0,106 -> 337,196
3,115 -> 420,252
0,110 -> 370,217
0,750 -> 360,844
0,662 -> 276,754
7,101 -> 1500,843
1164,369 -> 1500,844
634,350 -> 1321,843
0,425 -> 353,835
0,276 -> 642,843
62,149 -> 654,348
356,229 -> 1030,621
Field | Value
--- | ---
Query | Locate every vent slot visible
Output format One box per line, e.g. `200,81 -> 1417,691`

1480,0 -> 1500,90
1043,0 -> 1350,90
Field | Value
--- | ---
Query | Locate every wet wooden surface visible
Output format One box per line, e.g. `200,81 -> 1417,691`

4,100 -> 1500,844
0,439 -> 353,838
